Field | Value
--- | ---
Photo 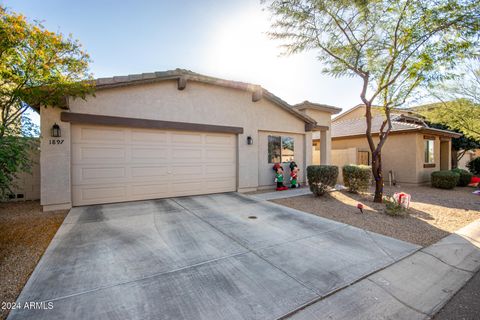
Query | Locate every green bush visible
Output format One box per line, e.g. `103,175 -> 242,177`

431,170 -> 460,189
307,165 -> 338,196
451,168 -> 473,187
342,165 -> 371,193
466,157 -> 480,175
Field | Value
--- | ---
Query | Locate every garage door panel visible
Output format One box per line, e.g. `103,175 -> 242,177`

73,185 -> 127,205
172,148 -> 203,160
74,127 -> 126,143
131,183 -> 169,197
206,149 -> 235,160
131,130 -> 168,143
205,134 -> 235,145
131,166 -> 168,178
204,178 -> 236,192
171,181 -> 204,194
132,147 -> 169,161
72,125 -> 236,206
81,167 -> 127,180
205,164 -> 236,177
74,146 -> 126,163
171,133 -> 203,144
172,165 -> 202,179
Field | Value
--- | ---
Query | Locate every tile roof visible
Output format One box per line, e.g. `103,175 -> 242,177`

332,114 -> 461,138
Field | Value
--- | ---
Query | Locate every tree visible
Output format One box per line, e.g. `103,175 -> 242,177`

264,0 -> 479,202
418,61 -> 480,141
0,6 -> 93,197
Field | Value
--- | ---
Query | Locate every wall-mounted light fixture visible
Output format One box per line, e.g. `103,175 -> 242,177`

247,136 -> 253,145
51,123 -> 61,137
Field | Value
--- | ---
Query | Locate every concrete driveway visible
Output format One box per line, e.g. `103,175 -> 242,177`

9,193 -> 419,320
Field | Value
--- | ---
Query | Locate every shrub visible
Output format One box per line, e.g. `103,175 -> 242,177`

431,170 -> 459,189
307,165 -> 338,196
383,195 -> 407,216
451,168 -> 473,187
466,157 -> 480,175
342,165 -> 371,193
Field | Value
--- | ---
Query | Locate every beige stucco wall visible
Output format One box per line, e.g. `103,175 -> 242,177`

332,133 -> 419,184
332,132 -> 452,185
333,106 -> 383,122
257,131 -> 305,188
303,109 -> 333,165
331,147 -> 357,183
40,80 -> 320,209
40,106 -> 71,210
458,149 -> 479,170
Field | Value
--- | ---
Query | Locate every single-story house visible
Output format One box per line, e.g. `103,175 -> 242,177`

329,105 -> 462,185
36,69 -> 340,211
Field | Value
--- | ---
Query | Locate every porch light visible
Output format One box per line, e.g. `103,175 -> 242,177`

51,123 -> 61,137
247,136 -> 253,145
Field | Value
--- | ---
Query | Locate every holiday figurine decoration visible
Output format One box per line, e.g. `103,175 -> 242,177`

273,163 -> 288,191
289,161 -> 300,188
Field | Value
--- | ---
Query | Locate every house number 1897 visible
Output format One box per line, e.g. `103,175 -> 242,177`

49,139 -> 64,145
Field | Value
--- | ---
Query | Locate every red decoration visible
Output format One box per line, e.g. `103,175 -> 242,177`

357,203 -> 364,214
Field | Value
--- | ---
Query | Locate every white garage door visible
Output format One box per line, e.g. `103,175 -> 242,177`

71,125 -> 237,206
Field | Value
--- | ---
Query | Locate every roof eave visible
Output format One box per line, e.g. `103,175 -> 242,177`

332,127 -> 462,139
95,70 -> 317,126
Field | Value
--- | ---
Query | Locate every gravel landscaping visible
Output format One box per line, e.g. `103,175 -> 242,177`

272,185 -> 480,247
0,201 -> 67,320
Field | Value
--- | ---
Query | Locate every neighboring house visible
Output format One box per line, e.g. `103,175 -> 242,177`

330,105 -> 461,185
35,69 -> 340,211
458,149 -> 480,170
8,139 -> 40,201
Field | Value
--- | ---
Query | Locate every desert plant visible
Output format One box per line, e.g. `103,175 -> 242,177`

431,171 -> 460,189
451,168 -> 473,187
383,195 -> 407,216
467,157 -> 480,175
342,165 -> 371,193
307,165 -> 338,196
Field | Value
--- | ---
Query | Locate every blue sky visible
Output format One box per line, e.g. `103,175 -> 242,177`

6,0 -> 365,122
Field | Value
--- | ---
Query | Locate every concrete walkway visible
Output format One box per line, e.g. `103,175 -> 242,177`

286,219 -> 480,319
250,187 -> 312,201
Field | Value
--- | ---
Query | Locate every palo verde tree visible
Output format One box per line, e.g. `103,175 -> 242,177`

420,60 -> 480,141
0,6 -> 93,197
264,0 -> 479,202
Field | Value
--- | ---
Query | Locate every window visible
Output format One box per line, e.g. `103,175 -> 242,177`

268,135 -> 294,163
424,139 -> 435,164
268,136 -> 281,163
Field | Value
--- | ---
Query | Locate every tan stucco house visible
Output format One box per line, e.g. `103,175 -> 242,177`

330,105 -> 461,185
37,69 -> 340,211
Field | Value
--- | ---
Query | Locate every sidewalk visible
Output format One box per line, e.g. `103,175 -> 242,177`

285,219 -> 480,319
434,269 -> 480,319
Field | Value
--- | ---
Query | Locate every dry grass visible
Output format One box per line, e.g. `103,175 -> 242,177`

0,201 -> 67,320
272,185 -> 480,247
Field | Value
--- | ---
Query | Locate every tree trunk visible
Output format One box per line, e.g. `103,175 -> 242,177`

451,149 -> 458,169
372,152 -> 383,203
